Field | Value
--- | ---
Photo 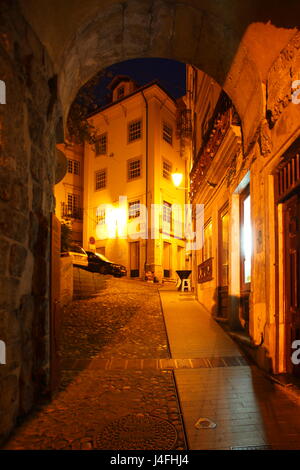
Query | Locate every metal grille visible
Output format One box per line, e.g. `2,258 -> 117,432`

94,414 -> 177,450
276,152 -> 300,201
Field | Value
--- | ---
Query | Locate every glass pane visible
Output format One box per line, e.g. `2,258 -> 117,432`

243,194 -> 252,283
221,211 -> 229,286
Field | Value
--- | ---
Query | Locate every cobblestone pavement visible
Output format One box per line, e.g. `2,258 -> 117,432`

60,278 -> 169,360
4,278 -> 186,450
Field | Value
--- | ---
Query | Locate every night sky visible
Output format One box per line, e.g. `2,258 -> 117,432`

80,58 -> 186,113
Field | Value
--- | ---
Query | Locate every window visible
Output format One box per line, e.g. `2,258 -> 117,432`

203,220 -> 213,261
117,86 -> 124,99
95,133 -> 107,155
128,200 -> 140,219
128,158 -> 141,180
162,122 -> 173,145
95,169 -> 107,190
219,208 -> 229,287
67,193 -> 79,212
62,193 -> 81,219
162,159 -> 172,180
128,119 -> 142,142
67,159 -> 80,175
163,201 -> 172,232
96,208 -> 106,225
241,187 -> 252,285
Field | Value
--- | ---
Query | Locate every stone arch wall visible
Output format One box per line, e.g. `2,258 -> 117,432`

58,0 -> 265,154
1,0 -> 300,445
0,1 -> 62,442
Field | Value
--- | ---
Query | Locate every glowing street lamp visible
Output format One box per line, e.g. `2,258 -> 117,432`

171,171 -> 183,188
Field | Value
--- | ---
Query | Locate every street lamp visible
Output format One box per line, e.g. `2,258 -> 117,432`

171,171 -> 183,188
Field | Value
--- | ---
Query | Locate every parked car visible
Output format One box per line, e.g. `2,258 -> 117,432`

68,245 -> 88,267
86,251 -> 127,277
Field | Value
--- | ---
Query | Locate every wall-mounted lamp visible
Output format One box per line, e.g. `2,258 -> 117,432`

171,171 -> 183,188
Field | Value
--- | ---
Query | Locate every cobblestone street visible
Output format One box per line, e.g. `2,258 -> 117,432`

3,277 -> 300,450
4,278 -> 185,450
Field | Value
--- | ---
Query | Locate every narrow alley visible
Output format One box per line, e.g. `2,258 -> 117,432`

4,278 -> 300,450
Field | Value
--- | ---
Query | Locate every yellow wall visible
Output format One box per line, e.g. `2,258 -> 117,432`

83,82 -> 187,279
54,142 -> 84,244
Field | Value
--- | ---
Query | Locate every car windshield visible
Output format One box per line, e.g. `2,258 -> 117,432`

95,253 -> 112,263
70,246 -> 85,254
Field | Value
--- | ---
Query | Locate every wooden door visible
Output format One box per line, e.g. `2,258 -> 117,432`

218,205 -> 229,318
50,213 -> 61,394
130,241 -> 140,277
283,193 -> 300,376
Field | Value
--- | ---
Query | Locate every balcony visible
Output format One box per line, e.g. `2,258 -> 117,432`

190,93 -> 235,200
61,202 -> 83,220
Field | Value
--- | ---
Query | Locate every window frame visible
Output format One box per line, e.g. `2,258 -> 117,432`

128,200 -> 141,220
202,218 -> 213,263
67,158 -> 80,175
240,184 -> 251,290
162,158 -> 172,181
162,121 -> 173,145
127,157 -> 142,181
128,118 -> 142,143
95,168 -> 107,191
95,132 -> 108,156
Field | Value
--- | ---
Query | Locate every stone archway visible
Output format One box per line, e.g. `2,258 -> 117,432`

1,0 -> 300,445
20,0 -> 300,153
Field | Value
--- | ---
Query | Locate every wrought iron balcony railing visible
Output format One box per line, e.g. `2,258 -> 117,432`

190,93 -> 235,200
61,202 -> 83,220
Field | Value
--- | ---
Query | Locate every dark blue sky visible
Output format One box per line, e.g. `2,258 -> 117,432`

82,58 -> 186,112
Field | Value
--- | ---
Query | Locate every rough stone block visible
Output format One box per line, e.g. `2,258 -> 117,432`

9,243 -> 27,278
0,237 -> 10,275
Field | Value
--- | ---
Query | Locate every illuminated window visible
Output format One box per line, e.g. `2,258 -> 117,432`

67,159 -> 80,175
162,159 -> 172,180
95,133 -> 107,155
128,200 -> 140,219
203,220 -> 213,261
95,169 -> 107,190
241,189 -> 252,284
96,208 -> 106,225
163,201 -> 172,233
128,119 -> 142,142
128,158 -> 141,180
219,208 -> 229,287
162,122 -> 173,145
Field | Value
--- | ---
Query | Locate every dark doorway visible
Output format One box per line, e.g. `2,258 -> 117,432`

283,193 -> 300,377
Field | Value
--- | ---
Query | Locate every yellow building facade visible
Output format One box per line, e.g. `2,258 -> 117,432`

54,142 -> 84,245
83,78 -> 189,280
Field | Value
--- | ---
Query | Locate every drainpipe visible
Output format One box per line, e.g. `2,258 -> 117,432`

141,90 -> 149,274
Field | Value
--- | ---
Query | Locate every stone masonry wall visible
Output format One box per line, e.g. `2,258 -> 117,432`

0,1 -> 61,443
